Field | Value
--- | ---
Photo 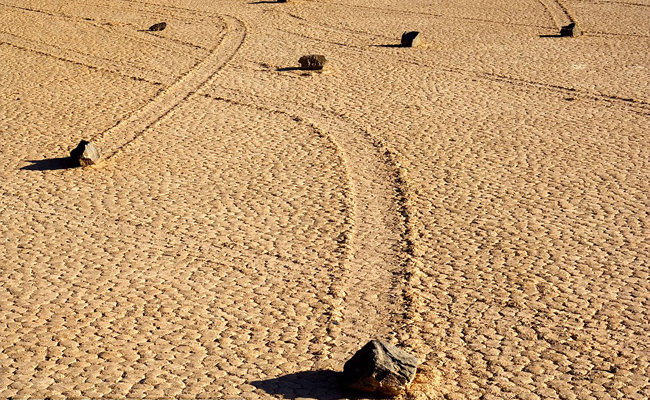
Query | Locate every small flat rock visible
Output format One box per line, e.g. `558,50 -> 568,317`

298,54 -> 327,70
401,31 -> 422,47
343,340 -> 420,396
70,140 -> 101,167
148,22 -> 167,32
560,22 -> 581,37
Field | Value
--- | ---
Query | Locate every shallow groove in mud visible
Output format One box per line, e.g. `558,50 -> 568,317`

556,0 -> 578,23
0,30 -> 165,84
0,1 -> 206,53
89,15 -> 246,159
193,93 -> 356,360
537,0 -> 573,27
271,23 -> 650,115
439,67 -> 650,114
206,87 -> 420,355
0,0 -> 233,92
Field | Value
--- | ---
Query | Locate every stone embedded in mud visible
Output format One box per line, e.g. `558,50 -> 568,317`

148,22 -> 167,32
401,31 -> 422,47
343,340 -> 419,396
70,140 -> 101,167
298,54 -> 327,70
560,22 -> 581,37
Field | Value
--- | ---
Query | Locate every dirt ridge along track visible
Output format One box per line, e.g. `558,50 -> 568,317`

89,15 -> 247,160
2,78 -> 361,396
186,94 -> 357,365
537,0 -> 575,28
201,85 -> 427,370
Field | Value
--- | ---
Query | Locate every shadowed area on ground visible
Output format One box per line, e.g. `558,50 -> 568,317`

21,158 -> 78,171
250,370 -> 363,400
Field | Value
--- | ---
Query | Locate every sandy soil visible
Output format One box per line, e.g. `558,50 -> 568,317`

1,0 -> 649,398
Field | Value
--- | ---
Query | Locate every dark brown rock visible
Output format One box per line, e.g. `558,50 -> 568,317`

148,22 -> 167,32
70,140 -> 101,167
343,340 -> 419,396
298,54 -> 327,70
560,22 -> 581,37
401,31 -> 422,47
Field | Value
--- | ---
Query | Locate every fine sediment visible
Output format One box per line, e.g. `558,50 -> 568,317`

1,0 -> 648,398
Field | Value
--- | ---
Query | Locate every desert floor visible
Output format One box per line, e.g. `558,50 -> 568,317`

1,0 -> 649,398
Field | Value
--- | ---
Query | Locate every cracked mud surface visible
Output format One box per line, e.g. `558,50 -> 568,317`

1,0 -> 648,398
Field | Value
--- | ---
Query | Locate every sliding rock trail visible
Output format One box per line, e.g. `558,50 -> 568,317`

2,0 -> 649,398
92,15 -> 246,158
200,89 -> 413,359
537,0 -> 575,28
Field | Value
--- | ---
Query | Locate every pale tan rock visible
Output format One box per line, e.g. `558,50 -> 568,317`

70,140 -> 101,166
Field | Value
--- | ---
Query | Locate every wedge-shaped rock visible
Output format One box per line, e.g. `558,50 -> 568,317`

560,22 -> 581,37
343,340 -> 419,396
298,54 -> 327,70
70,140 -> 101,167
148,22 -> 167,32
401,31 -> 422,47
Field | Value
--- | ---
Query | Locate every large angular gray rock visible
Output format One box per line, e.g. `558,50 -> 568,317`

401,31 -> 423,47
148,22 -> 167,32
560,22 -> 581,37
298,54 -> 327,70
343,340 -> 419,396
70,140 -> 101,167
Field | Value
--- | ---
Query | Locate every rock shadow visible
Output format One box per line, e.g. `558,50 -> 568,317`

249,0 -> 282,3
370,44 -> 404,48
21,157 -> 78,171
276,66 -> 304,71
251,370 -> 372,400
539,34 -> 564,38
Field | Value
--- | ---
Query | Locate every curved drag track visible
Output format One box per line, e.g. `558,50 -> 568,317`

1,0 -> 649,398
91,15 -> 247,159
